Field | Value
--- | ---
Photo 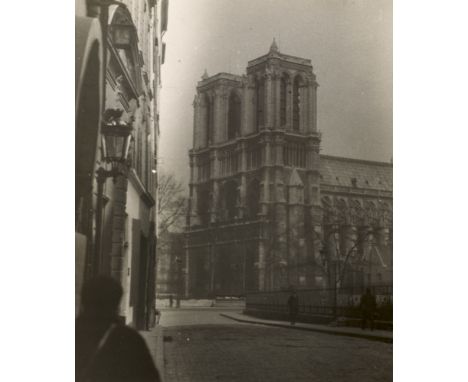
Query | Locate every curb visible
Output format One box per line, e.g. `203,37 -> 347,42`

140,325 -> 166,382
220,313 -> 392,344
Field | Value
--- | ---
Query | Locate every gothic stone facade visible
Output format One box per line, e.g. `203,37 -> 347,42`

185,41 -> 392,298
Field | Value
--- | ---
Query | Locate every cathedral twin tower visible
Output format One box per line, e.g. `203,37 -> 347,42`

185,40 -> 325,297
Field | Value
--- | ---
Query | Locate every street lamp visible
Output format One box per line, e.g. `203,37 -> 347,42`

100,109 -> 133,171
93,108 -> 133,276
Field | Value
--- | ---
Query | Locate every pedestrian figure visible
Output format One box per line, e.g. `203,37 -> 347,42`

360,287 -> 377,331
154,308 -> 161,325
287,291 -> 299,326
169,294 -> 173,308
76,276 -> 161,382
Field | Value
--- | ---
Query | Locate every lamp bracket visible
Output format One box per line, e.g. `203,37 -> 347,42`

96,164 -> 127,184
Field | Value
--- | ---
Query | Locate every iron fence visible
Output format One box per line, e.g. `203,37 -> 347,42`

246,284 -> 393,321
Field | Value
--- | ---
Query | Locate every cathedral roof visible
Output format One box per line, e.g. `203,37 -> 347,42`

319,155 -> 392,192
247,41 -> 312,69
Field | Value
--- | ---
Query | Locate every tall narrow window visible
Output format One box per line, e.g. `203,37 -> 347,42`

136,130 -> 142,176
206,96 -> 213,145
205,98 -> 210,145
293,76 -> 302,131
280,74 -> 288,126
197,188 -> 210,226
228,91 -> 241,140
255,78 -> 264,131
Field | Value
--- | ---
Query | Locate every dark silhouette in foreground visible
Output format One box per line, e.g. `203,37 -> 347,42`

287,291 -> 299,325
360,287 -> 377,331
76,276 -> 161,382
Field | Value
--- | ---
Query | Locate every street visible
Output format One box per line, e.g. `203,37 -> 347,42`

159,308 -> 392,382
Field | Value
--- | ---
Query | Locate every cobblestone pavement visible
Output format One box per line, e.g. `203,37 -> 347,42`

159,308 -> 247,327
161,310 -> 392,382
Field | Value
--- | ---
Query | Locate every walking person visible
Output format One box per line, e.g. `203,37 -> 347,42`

76,276 -> 161,382
169,294 -> 173,308
360,287 -> 377,331
287,290 -> 299,326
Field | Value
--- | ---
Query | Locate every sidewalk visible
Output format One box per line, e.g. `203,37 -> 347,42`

220,312 -> 392,344
140,325 -> 166,382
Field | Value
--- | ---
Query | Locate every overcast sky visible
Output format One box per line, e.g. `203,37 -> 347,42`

159,0 -> 392,184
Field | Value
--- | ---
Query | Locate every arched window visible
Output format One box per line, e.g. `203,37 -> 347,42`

228,91 -> 241,140
247,179 -> 261,218
197,187 -> 210,226
255,77 -> 264,131
292,76 -> 302,131
350,199 -> 364,226
365,201 -> 377,227
206,95 -> 214,145
280,73 -> 289,126
336,198 -> 348,224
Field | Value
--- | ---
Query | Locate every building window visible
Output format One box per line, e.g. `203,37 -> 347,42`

136,130 -> 143,177
292,76 -> 302,131
228,91 -> 241,140
219,148 -> 238,176
197,188 -> 210,226
246,146 -> 262,170
280,74 -> 288,126
255,78 -> 264,131
198,153 -> 211,181
206,96 -> 214,145
283,142 -> 306,168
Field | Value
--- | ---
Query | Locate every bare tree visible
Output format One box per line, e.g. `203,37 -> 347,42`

317,225 -> 374,287
157,171 -> 187,234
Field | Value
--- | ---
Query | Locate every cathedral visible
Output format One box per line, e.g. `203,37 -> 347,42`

184,40 -> 392,298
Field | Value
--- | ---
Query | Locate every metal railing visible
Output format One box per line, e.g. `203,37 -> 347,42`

246,284 -> 393,321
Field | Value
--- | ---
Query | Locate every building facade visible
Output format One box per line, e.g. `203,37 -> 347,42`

185,41 -> 392,298
75,0 -> 169,329
75,0 -> 103,314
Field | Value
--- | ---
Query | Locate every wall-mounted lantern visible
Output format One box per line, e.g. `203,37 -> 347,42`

93,108 -> 133,276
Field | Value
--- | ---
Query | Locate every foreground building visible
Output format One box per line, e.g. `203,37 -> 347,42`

75,0 -> 169,329
185,41 -> 392,298
76,0 -> 103,314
